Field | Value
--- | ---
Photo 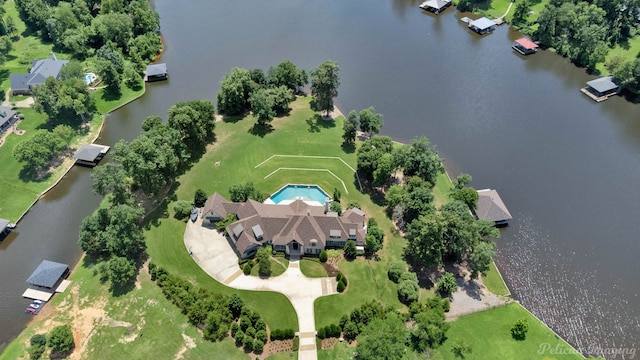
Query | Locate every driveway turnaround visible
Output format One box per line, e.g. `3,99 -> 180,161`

184,221 -> 337,360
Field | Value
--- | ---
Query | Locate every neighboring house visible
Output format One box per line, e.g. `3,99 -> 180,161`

9,53 -> 68,96
202,193 -> 366,258
0,106 -> 18,134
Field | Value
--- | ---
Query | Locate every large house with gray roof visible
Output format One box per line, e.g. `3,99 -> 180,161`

10,53 -> 68,96
202,193 -> 366,258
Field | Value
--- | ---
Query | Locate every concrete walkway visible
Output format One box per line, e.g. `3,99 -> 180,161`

184,221 -> 337,360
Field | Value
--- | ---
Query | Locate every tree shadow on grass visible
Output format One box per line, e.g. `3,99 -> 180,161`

306,114 -> 336,133
18,166 -> 51,184
341,142 -> 356,154
100,88 -> 123,103
222,114 -> 245,124
249,122 -> 274,137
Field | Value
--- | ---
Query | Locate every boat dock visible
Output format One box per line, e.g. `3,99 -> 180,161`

419,0 -> 452,14
581,76 -> 619,102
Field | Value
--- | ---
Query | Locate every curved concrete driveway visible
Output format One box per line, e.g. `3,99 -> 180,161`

184,221 -> 337,360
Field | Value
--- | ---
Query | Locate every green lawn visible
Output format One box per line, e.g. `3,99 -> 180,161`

596,36 -> 640,75
318,342 -> 426,360
300,259 -> 329,278
438,303 -> 584,360
433,171 -> 453,209
250,257 -> 289,277
94,86 -> 145,115
266,352 -> 299,360
482,261 -> 510,296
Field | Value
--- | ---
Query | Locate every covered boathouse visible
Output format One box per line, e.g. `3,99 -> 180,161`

581,76 -> 619,102
474,189 -> 512,227
469,17 -> 496,35
419,0 -> 452,14
513,37 -> 539,55
73,144 -> 110,167
144,63 -> 168,82
0,218 -> 15,239
23,260 -> 71,301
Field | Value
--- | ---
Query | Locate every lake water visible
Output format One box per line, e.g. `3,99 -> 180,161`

1,0 -> 639,357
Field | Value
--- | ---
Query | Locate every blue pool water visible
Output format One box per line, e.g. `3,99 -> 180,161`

269,185 -> 330,204
83,73 -> 96,85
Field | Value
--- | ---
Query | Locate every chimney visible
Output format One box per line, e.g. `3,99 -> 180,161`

307,208 -> 310,216
50,52 -> 57,61
324,197 -> 332,214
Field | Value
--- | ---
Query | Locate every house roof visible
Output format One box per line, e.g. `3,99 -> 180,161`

515,37 -> 538,50
146,63 -> 167,76
73,144 -> 105,162
587,76 -> 618,93
0,218 -> 10,231
0,106 -> 17,128
10,55 -> 68,92
475,189 -> 512,222
26,260 -> 69,288
205,192 -> 367,256
470,17 -> 495,30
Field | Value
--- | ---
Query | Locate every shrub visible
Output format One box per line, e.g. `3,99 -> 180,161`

227,294 -> 244,319
319,251 -> 328,263
511,318 -> 529,340
254,339 -> 264,353
330,201 -> 343,215
240,315 -> 252,331
230,322 -> 240,337
442,298 -> 450,312
30,334 -> 47,347
317,327 -> 326,339
194,189 -> 208,207
243,263 -> 252,275
337,280 -> 346,293
48,325 -> 74,352
399,271 -> 418,283
436,272 -> 457,298
270,329 -> 281,341
347,200 -> 360,209
285,328 -> 295,339
243,336 -> 254,351
336,272 -> 343,282
254,318 -> 266,332
235,331 -> 244,346
387,260 -> 406,283
245,326 -> 256,339
343,321 -> 358,341
292,337 -> 299,351
397,280 -> 420,304
173,200 -> 193,220
256,329 -> 268,343
29,334 -> 47,359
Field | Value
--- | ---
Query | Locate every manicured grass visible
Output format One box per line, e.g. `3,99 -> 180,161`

482,261 -> 510,296
0,259 -> 250,360
94,86 -> 145,115
318,342 -> 426,360
596,36 -> 640,75
250,257 -> 288,277
265,352 -> 298,360
300,259 -> 329,278
437,303 -> 584,360
433,171 -> 453,209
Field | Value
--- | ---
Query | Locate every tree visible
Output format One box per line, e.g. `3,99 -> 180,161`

436,272 -> 457,298
173,200 -> 193,220
400,136 -> 443,185
249,88 -> 276,125
356,313 -> 407,360
342,113 -> 357,145
107,256 -> 136,287
451,187 -> 479,210
319,251 -> 328,263
343,240 -> 357,260
387,261 -> 406,283
48,325 -> 74,352
398,279 -> 420,304
216,213 -> 238,234
194,189 -> 208,207
58,60 -> 84,80
329,201 -> 342,215
310,60 -> 340,117
512,0 -> 531,27
217,67 -> 252,115
229,182 -> 256,202
511,318 -> 529,340
168,100 -> 216,151
358,107 -> 383,137
267,60 -> 308,92
357,135 -> 395,181
53,124 -> 76,145
256,246 -> 272,276
92,12 -> 133,49
453,173 -> 472,189
411,308 -> 449,351
227,293 -> 244,319
78,204 -> 145,260
91,162 -> 131,205
33,77 -> 95,125
29,334 -> 47,359
467,241 -> 495,279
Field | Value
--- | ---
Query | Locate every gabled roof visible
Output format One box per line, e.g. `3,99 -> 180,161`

514,37 -> 538,50
26,260 -> 69,288
0,106 -> 17,128
470,17 -> 495,30
475,189 -> 512,222
587,76 -> 618,93
73,144 -> 105,162
10,55 -> 68,92
146,63 -> 167,76
420,0 -> 449,9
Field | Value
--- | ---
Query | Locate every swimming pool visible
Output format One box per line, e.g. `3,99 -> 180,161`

268,184 -> 330,205
83,73 -> 97,85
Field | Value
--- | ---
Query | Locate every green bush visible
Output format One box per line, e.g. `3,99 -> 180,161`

270,329 -> 281,341
254,339 -> 264,353
29,334 -> 47,359
337,280 -> 346,293
243,336 -> 254,351
48,325 -> 74,352
245,326 -> 256,339
194,189 -> 208,207
442,298 -> 450,312
292,337 -> 300,351
399,271 -> 418,283
230,322 -> 240,337
397,279 -> 420,304
317,327 -> 326,339
511,318 -> 529,340
387,260 -> 406,283
30,334 -> 47,347
344,240 -> 357,259
254,318 -> 266,332
173,200 -> 193,220
243,263 -> 252,275
285,328 -> 295,339
319,251 -> 328,263
256,329 -> 268,343
343,321 -> 358,341
436,272 -> 457,298
240,315 -> 251,331
234,331 -> 244,346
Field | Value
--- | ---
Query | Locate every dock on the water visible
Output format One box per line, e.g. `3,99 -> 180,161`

581,76 -> 619,102
73,144 -> 110,167
512,37 -> 539,55
468,17 -> 496,35
144,63 -> 168,82
419,0 -> 451,14
474,189 -> 512,227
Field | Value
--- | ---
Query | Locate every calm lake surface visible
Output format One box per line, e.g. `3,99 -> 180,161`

1,0 -> 639,357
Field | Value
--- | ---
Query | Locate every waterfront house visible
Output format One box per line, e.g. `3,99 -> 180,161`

474,189 -> 512,226
581,76 -> 619,102
73,144 -> 110,167
203,193 -> 366,258
0,106 -> 18,134
469,17 -> 496,35
144,63 -> 168,82
9,53 -> 68,96
419,0 -> 451,14
512,37 -> 539,55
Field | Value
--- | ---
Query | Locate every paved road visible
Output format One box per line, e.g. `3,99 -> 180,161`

184,221 -> 337,360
